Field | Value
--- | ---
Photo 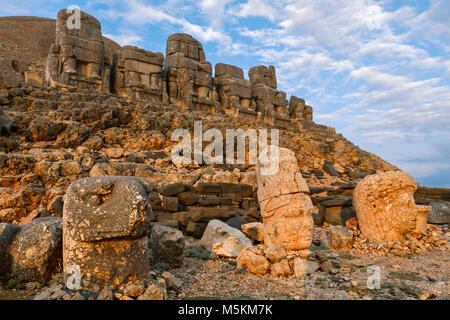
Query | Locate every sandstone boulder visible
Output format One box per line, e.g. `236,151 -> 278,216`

236,248 -> 270,275
329,225 -> 353,251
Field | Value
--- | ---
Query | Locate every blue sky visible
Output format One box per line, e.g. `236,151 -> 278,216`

1,0 -> 449,187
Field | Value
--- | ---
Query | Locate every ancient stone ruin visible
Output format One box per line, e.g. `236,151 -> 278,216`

115,46 -> 164,103
44,9 -> 312,127
46,10 -> 106,90
0,7 -> 448,301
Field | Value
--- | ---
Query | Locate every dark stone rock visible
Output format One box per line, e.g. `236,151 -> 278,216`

428,202 -> 450,224
220,183 -> 253,197
321,196 -> 353,207
150,224 -> 185,268
0,223 -> 21,277
197,182 -> 221,195
8,217 -> 62,282
323,161 -> 341,178
186,221 -> 207,239
225,216 -> 248,231
159,183 -> 185,196
176,191 -> 197,206
310,170 -> 324,178
349,171 -> 372,179
162,196 -> 179,212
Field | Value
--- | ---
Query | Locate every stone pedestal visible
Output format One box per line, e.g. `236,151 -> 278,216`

63,176 -> 151,292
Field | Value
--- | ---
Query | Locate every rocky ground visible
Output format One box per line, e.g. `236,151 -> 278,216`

1,224 -> 447,301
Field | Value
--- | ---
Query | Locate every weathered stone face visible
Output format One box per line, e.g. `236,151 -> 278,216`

353,171 -> 430,242
214,63 -> 252,114
256,147 -> 314,251
115,46 -> 164,102
63,176 -> 151,292
164,33 -> 218,111
248,65 -> 288,123
261,193 -> 314,250
46,9 -> 106,90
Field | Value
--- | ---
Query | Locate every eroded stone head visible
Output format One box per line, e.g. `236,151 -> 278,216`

353,170 -> 429,242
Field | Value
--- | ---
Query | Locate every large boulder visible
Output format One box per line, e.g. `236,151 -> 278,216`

428,202 -> 450,224
353,171 -> 431,242
0,223 -> 20,277
200,219 -> 252,257
63,176 -> 151,292
8,218 -> 62,282
149,224 -> 185,268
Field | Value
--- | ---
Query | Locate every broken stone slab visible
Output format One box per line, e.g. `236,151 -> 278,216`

149,224 -> 185,268
8,217 -> 62,282
236,248 -> 270,275
159,183 -> 186,196
329,225 -> 354,251
241,222 -> 264,242
200,219 -> 252,258
63,176 -> 151,292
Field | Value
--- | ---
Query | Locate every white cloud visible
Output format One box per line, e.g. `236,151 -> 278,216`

233,0 -> 279,22
103,33 -> 143,46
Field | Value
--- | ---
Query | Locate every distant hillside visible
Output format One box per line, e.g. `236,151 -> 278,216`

0,16 -> 121,65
